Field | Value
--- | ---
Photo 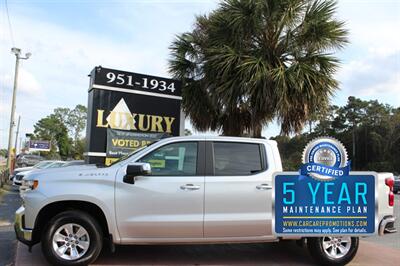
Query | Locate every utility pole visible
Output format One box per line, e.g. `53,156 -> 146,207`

7,48 -> 31,171
14,115 -> 21,152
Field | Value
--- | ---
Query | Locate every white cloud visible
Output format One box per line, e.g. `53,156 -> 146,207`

18,68 -> 42,95
349,21 -> 400,57
0,2 -> 218,148
333,1 -> 400,106
0,69 -> 42,96
362,73 -> 400,96
338,1 -> 400,54
336,51 -> 400,103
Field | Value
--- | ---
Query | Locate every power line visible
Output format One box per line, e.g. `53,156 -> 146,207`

4,0 -> 15,46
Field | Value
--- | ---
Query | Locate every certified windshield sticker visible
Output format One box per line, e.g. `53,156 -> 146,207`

148,159 -> 165,168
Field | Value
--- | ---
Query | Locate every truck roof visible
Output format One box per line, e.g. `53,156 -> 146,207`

160,135 -> 278,145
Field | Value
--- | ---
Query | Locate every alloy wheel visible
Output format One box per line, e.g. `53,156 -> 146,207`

322,236 -> 351,259
52,223 -> 90,260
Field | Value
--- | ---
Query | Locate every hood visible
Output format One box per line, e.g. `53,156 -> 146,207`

14,166 -> 33,174
16,169 -> 35,176
24,164 -> 102,181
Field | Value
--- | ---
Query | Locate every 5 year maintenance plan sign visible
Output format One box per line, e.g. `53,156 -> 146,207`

273,172 -> 377,236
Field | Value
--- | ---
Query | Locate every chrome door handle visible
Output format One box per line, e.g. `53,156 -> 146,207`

180,184 -> 200,191
256,184 -> 272,190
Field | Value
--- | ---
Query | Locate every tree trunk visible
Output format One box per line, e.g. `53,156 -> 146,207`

252,123 -> 262,138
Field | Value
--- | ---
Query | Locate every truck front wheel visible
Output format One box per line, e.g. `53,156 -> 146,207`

307,236 -> 359,265
41,210 -> 103,266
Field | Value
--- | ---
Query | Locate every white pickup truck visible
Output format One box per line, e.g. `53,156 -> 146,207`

15,136 -> 396,265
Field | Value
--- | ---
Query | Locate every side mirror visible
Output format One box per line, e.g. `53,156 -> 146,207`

123,163 -> 151,184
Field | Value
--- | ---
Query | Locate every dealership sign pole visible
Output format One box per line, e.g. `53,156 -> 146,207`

84,66 -> 182,165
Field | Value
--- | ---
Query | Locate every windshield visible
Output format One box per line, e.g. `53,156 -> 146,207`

34,161 -> 54,169
108,144 -> 154,167
47,162 -> 66,168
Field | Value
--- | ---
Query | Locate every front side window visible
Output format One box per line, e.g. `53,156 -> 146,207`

139,142 -> 198,176
213,142 -> 263,176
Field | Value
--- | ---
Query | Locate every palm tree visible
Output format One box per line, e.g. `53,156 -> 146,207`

169,0 -> 348,137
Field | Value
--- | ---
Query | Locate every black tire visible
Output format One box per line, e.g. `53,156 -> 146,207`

307,237 -> 359,265
41,210 -> 103,266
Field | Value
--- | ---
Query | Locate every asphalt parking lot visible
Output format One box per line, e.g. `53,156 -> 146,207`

13,238 -> 400,266
2,188 -> 400,266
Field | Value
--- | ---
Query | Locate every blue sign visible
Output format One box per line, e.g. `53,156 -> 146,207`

273,172 -> 376,236
29,140 -> 51,151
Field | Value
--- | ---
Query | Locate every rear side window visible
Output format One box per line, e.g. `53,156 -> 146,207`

213,142 -> 263,176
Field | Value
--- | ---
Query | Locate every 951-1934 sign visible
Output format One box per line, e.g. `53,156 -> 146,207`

92,67 -> 181,98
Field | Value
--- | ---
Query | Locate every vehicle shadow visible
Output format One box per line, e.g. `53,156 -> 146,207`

96,241 -> 316,265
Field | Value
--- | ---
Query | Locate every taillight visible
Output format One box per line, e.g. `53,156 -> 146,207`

385,176 -> 394,207
389,192 -> 394,207
385,177 -> 394,188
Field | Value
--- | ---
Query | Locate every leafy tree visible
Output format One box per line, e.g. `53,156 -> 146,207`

72,138 -> 86,160
271,135 -> 309,170
54,105 -> 87,145
33,105 -> 87,159
33,114 -> 72,159
69,105 -> 87,144
0,149 -> 8,157
275,97 -> 400,173
313,104 -> 339,135
184,129 -> 193,136
169,0 -> 348,137
54,107 -> 71,125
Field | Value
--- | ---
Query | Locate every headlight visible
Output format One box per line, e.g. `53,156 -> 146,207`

21,179 -> 39,191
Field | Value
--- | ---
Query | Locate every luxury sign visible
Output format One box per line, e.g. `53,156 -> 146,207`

96,99 -> 175,133
85,66 -> 182,165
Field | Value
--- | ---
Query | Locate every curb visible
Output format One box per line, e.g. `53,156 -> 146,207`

1,183 -> 19,193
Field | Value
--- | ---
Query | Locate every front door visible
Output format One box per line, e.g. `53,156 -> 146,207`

204,141 -> 273,237
115,141 -> 205,240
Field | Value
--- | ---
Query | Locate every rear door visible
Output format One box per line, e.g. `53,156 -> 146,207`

204,140 -> 274,237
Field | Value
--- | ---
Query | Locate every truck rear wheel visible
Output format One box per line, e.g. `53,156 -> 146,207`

41,210 -> 103,266
307,236 -> 359,265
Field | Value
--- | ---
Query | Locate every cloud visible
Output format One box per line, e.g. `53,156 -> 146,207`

0,1 -> 217,147
337,51 -> 400,103
18,69 -> 42,95
362,73 -> 400,96
333,1 -> 400,106
0,69 -> 42,96
338,1 -> 400,53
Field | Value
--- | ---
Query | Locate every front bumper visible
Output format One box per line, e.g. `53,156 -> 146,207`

378,215 -> 397,236
14,206 -> 33,246
13,175 -> 24,186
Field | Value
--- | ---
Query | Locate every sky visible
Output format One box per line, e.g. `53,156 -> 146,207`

0,0 -> 399,149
